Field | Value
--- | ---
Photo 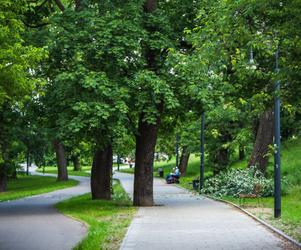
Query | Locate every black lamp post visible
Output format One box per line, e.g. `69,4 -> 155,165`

200,112 -> 205,192
274,47 -> 281,218
175,133 -> 179,168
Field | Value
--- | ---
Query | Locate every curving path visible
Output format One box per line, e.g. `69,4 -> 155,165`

0,170 -> 90,250
116,172 -> 288,250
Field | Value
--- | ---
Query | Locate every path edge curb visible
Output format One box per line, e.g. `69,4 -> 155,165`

205,194 -> 301,249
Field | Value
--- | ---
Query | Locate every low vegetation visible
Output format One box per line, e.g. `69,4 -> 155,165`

37,166 -> 91,177
56,181 -> 136,250
0,175 -> 78,202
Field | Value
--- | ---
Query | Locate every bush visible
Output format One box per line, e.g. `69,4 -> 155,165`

202,166 -> 274,198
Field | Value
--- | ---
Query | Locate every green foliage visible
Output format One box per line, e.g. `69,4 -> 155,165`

202,166 -> 274,197
0,0 -> 45,103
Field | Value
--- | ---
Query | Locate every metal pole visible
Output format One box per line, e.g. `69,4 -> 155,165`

176,134 -> 179,168
274,47 -> 281,218
117,155 -> 120,171
200,112 -> 205,192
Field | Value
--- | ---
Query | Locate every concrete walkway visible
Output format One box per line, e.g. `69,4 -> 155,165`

116,172 -> 285,250
0,170 -> 90,250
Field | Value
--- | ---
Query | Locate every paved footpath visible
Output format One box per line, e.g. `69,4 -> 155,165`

115,172 -> 286,250
0,172 -> 89,250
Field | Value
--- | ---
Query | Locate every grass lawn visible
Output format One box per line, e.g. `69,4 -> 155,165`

56,181 -> 136,250
0,175 -> 78,202
37,166 -> 91,177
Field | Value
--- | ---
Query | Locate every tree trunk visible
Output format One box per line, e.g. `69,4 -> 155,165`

0,150 -> 9,192
0,164 -> 7,192
91,145 -> 112,200
11,169 -> 17,179
213,131 -> 231,175
53,140 -> 68,181
179,146 -> 190,176
72,155 -> 81,171
133,0 -> 160,206
248,109 -> 274,174
134,113 -> 161,206
239,145 -> 245,160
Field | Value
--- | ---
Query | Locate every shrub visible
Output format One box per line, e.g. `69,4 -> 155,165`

202,166 -> 274,197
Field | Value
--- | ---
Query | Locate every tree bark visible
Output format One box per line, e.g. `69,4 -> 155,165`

53,140 -> 68,181
0,150 -> 9,192
133,0 -> 160,206
179,146 -> 190,176
72,155 -> 81,171
248,109 -> 274,174
144,0 -> 157,13
213,131 -> 231,175
53,0 -> 65,12
134,113 -> 161,206
0,164 -> 7,192
91,145 -> 112,200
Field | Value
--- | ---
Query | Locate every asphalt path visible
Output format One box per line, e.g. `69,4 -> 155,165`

116,172 -> 287,250
0,168 -> 90,250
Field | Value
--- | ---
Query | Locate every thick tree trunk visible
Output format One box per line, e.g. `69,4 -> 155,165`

134,113 -> 161,206
133,0 -> 160,206
11,169 -> 17,179
213,131 -> 231,175
53,140 -> 68,181
91,145 -> 112,200
0,150 -> 9,192
179,146 -> 190,176
248,109 -> 274,174
0,164 -> 7,192
72,155 -> 81,171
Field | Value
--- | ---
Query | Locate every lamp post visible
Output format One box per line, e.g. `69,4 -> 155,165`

200,112 -> 205,192
175,133 -> 179,168
274,47 -> 281,218
117,155 -> 120,171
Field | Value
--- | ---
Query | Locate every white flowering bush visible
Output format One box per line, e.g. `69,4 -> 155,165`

202,166 -> 274,197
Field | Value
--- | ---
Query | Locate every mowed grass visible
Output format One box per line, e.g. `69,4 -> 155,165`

56,181 -> 136,250
37,166 -> 91,177
0,175 -> 78,202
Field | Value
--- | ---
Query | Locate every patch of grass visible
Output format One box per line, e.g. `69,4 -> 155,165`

37,166 -> 91,177
0,175 -> 78,202
56,181 -> 136,250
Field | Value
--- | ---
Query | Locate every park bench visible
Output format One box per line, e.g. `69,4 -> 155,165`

238,184 -> 262,206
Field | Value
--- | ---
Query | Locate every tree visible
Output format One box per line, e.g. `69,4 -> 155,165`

0,0 -> 44,191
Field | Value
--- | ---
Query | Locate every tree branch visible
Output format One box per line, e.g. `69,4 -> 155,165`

75,0 -> 81,11
53,0 -> 65,12
144,0 -> 157,13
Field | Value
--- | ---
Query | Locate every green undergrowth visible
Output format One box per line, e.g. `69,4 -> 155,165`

55,180 -> 136,250
0,175 -> 78,202
37,166 -> 91,177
